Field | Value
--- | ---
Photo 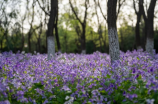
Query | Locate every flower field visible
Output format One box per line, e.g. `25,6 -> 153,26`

0,50 -> 158,104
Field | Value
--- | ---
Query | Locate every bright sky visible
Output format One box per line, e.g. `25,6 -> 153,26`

16,0 -> 158,33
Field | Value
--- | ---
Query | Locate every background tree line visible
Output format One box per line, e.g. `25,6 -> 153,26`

0,0 -> 158,61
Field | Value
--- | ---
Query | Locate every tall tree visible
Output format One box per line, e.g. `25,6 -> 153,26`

133,0 -> 144,50
98,0 -> 125,55
142,0 -> 157,55
55,1 -> 61,52
27,0 -> 35,53
69,0 -> 89,54
94,0 -> 103,52
37,0 -> 58,60
107,0 -> 120,63
20,10 -> 27,52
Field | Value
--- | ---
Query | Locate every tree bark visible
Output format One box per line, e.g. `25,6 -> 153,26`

133,0 -> 144,50
81,24 -> 86,54
145,0 -> 157,55
47,0 -> 57,60
38,28 -> 41,53
28,31 -> 32,52
107,0 -> 120,63
120,28 -> 124,51
55,20 -> 61,52
54,0 -> 61,53
47,36 -> 55,60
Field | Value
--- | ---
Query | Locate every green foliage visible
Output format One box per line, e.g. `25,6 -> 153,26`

118,24 -> 135,52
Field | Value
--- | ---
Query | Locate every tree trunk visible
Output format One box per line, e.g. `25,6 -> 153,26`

20,21 -> 25,52
103,27 -> 107,53
55,0 -> 61,53
55,23 -> 61,52
4,29 -> 9,50
28,32 -> 31,53
21,33 -> 24,52
81,24 -> 86,54
145,0 -> 157,55
135,18 -> 142,49
0,40 -> 2,51
47,0 -> 57,60
38,23 -> 42,53
38,35 -> 41,53
107,0 -> 120,63
64,33 -> 67,53
98,25 -> 103,52
120,29 -> 124,51
47,36 -> 55,60
133,0 -> 144,50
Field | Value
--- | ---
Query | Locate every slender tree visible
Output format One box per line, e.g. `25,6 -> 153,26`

46,0 -> 57,59
107,0 -> 120,63
98,0 -> 125,55
55,1 -> 61,52
37,0 -> 58,59
69,0 -> 89,54
133,0 -> 144,50
27,0 -> 35,53
142,0 -> 157,55
94,0 -> 103,52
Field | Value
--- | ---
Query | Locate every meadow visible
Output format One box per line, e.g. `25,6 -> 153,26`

0,50 -> 158,104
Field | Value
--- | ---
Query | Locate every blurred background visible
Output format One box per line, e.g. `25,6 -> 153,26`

0,0 -> 158,54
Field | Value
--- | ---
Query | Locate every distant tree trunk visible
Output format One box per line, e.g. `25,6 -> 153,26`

142,25 -> 146,50
107,0 -> 120,63
143,0 -> 157,55
69,0 -> 88,54
103,26 -> 107,53
47,0 -> 58,60
0,34 -> 4,51
20,11 -> 26,52
135,17 -> 142,49
120,28 -> 124,51
28,0 -> 35,53
38,27 -> 42,53
55,0 -> 61,53
81,24 -> 86,54
55,19 -> 61,52
0,40 -> 2,51
21,31 -> 24,52
98,26 -> 103,52
64,33 -> 67,53
28,31 -> 32,52
133,0 -> 144,50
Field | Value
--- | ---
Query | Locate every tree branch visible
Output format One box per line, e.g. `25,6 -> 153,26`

142,5 -> 147,21
133,0 -> 138,15
36,0 -> 50,16
98,0 -> 107,21
117,0 -> 126,19
94,0 -> 99,24
69,0 -> 82,24
83,0 -> 88,25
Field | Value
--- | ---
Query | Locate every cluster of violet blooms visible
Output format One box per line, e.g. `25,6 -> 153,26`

0,49 -> 158,104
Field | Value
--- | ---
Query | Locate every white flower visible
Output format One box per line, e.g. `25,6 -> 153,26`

65,96 -> 70,100
64,97 -> 74,104
61,85 -> 72,93
146,99 -> 155,104
21,51 -> 25,54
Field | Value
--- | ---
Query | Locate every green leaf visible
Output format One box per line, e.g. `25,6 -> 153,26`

73,101 -> 80,104
34,82 -> 44,89
107,74 -> 111,78
57,96 -> 64,103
